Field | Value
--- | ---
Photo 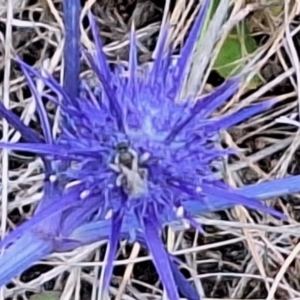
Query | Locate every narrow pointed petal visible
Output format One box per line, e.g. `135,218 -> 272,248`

60,195 -> 103,235
182,175 -> 300,215
0,103 -> 53,176
0,142 -> 70,156
129,21 -> 138,105
195,78 -> 239,118
166,78 -> 239,143
63,0 -> 80,99
0,232 -> 52,287
0,101 -> 42,143
86,15 -> 125,132
200,183 -> 285,219
174,0 -> 210,95
150,21 -> 170,81
102,211 -> 123,293
53,237 -> 83,252
143,217 -> 180,300
0,187 -> 82,250
169,257 -> 200,300
88,11 -> 111,83
0,142 -> 105,159
83,51 -> 125,132
212,100 -> 276,131
21,65 -> 53,143
69,220 -> 112,244
240,174 -> 300,199
17,58 -> 72,103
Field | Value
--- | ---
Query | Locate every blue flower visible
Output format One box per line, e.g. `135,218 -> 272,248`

0,1 -> 294,299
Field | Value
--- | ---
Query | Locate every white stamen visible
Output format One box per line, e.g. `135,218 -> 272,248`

176,206 -> 184,218
140,152 -> 150,162
80,190 -> 90,199
49,175 -> 57,183
105,209 -> 113,220
196,186 -> 202,193
65,180 -> 81,189
107,183 -> 114,189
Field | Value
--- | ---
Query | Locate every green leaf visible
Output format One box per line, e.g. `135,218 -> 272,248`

213,22 -> 261,88
209,0 -> 261,88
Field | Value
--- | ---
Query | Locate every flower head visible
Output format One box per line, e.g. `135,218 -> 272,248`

0,1 -> 289,299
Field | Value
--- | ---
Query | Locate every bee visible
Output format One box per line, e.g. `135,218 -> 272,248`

109,142 -> 150,198
114,142 -> 136,169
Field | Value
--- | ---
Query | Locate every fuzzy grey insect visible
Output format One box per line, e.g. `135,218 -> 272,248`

109,142 -> 150,198
114,142 -> 136,169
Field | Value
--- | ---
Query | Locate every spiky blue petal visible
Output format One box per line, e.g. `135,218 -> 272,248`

0,233 -> 52,286
170,256 -> 200,300
0,101 -> 42,143
143,212 -> 180,300
172,0 -> 210,97
199,182 -> 285,219
20,64 -> 53,144
102,210 -> 123,293
63,0 -> 80,99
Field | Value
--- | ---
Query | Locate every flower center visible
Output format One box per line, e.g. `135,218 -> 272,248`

109,142 -> 150,198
